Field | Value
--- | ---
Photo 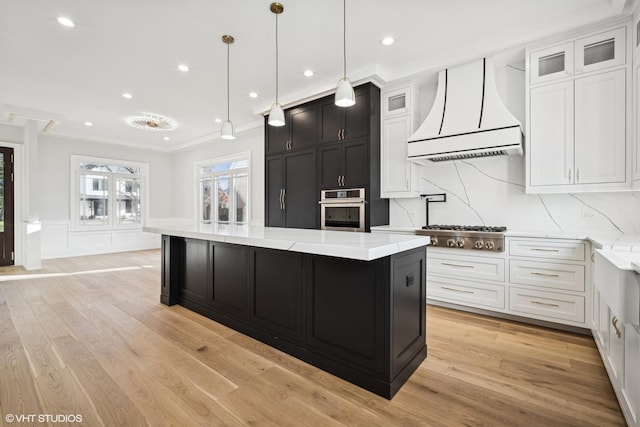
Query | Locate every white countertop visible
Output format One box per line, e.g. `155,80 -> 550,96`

371,225 -> 640,252
143,224 -> 429,261
595,249 -> 640,271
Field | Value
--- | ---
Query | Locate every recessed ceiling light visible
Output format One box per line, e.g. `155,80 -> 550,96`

84,121 -> 93,126
214,118 -> 222,123
57,16 -> 75,28
303,70 -> 314,77
122,93 -> 133,99
178,64 -> 189,72
164,136 -> 170,141
381,36 -> 395,46
249,92 -> 258,98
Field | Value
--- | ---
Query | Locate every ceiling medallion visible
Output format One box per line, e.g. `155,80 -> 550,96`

127,114 -> 177,132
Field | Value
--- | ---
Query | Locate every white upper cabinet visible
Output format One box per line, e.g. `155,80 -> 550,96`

574,69 -> 627,184
380,85 -> 421,198
526,22 -> 631,193
530,42 -> 574,85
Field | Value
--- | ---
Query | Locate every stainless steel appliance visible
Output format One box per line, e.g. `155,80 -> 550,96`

416,225 -> 506,252
319,188 -> 365,232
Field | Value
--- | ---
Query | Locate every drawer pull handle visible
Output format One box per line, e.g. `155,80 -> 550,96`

441,286 -> 475,294
531,300 -> 560,308
441,263 -> 475,269
530,272 -> 560,278
612,316 -> 622,339
530,248 -> 560,252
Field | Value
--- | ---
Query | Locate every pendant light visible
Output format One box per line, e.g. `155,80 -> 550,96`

335,0 -> 355,107
268,2 -> 285,126
221,34 -> 235,139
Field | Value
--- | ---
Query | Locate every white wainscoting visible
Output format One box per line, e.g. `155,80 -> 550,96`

41,220 -> 161,259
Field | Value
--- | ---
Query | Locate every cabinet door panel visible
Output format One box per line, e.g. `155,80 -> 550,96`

181,238 -> 209,306
265,115 -> 291,154
265,155 -> 284,227
597,295 -> 610,354
320,101 -> 344,144
382,116 -> 411,193
529,81 -> 574,186
344,89 -> 369,140
250,249 -> 303,341
343,140 -> 368,188
530,42 -> 574,85
623,325 -> 640,424
290,104 -> 318,150
635,65 -> 640,181
574,69 -> 626,184
575,27 -> 626,74
608,311 -> 625,385
318,145 -> 341,189
284,149 -> 317,229
211,243 -> 247,319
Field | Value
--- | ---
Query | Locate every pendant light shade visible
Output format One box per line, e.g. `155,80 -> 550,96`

268,103 -> 285,126
335,0 -> 354,107
221,119 -> 235,139
221,34 -> 236,140
335,77 -> 355,107
268,3 -> 285,127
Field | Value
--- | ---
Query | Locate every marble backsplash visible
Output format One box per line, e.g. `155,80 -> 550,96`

390,156 -> 640,235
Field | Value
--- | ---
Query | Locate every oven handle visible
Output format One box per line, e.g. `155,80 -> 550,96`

318,200 -> 366,205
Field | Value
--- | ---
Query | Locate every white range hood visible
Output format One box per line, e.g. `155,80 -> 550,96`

408,57 -> 523,162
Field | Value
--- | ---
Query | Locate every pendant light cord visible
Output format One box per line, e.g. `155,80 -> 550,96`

275,13 -> 279,104
227,42 -> 230,120
343,0 -> 346,79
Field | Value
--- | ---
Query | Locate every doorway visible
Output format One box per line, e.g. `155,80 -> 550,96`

0,146 -> 14,266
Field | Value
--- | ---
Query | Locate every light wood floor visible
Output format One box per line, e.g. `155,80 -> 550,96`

0,250 -> 626,426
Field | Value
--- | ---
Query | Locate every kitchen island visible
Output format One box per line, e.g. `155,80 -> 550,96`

143,224 -> 429,398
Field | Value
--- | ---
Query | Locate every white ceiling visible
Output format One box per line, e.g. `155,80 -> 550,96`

0,0 -> 632,151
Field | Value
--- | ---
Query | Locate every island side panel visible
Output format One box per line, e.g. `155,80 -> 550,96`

160,235 -> 180,306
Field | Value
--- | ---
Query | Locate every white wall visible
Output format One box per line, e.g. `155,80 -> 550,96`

390,63 -> 640,235
38,134 -> 175,258
171,127 -> 264,226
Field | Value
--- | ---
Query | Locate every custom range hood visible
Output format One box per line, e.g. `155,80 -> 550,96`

408,57 -> 523,162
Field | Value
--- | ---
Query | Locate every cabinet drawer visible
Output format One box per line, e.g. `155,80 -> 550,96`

509,287 -> 585,323
427,276 -> 505,309
509,239 -> 586,261
427,254 -> 505,282
509,260 -> 585,292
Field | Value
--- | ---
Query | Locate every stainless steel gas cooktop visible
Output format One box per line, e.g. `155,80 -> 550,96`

416,225 -> 507,251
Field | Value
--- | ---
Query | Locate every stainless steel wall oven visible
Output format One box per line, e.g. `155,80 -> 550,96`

319,188 -> 365,232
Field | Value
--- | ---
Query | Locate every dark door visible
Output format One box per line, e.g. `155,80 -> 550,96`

289,104 -> 318,151
265,114 -> 291,155
284,149 -> 317,229
343,88 -> 370,141
265,155 -> 284,227
318,144 -> 342,189
342,139 -> 369,188
0,147 -> 14,266
319,99 -> 344,144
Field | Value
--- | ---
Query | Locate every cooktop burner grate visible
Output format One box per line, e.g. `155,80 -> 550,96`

421,225 -> 507,233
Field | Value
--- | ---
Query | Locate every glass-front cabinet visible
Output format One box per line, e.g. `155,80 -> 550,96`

530,27 -> 626,85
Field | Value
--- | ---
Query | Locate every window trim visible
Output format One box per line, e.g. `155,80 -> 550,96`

70,155 -> 149,231
194,151 -> 251,226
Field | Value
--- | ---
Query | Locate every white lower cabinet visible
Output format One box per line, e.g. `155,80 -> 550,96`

427,237 -> 589,329
591,251 -> 640,427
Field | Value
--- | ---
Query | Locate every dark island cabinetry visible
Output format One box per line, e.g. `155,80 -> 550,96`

161,234 -> 427,399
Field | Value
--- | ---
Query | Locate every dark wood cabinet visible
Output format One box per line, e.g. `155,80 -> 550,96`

264,82 -> 386,230
210,243 -> 248,320
265,149 -> 317,229
320,87 -> 370,144
265,104 -> 319,155
318,138 -> 369,189
249,248 -> 303,342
